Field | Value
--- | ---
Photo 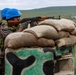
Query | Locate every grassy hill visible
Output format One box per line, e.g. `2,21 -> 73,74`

20,6 -> 76,18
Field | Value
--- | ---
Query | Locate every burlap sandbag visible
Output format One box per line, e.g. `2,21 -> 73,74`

60,18 -> 75,32
70,28 -> 76,36
4,32 -> 38,49
61,18 -> 76,26
39,18 -> 75,32
37,38 -> 55,47
23,25 -> 60,40
58,31 -> 70,38
56,35 -> 76,47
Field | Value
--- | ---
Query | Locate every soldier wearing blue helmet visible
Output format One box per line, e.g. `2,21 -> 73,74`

0,8 -> 10,26
0,8 -> 27,44
0,8 -> 11,74
0,8 -> 11,51
0,8 -> 30,74
6,8 -> 27,32
0,8 -> 27,51
1,8 -> 10,19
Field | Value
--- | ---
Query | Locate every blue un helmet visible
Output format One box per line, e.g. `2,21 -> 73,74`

6,8 -> 22,20
1,8 -> 10,19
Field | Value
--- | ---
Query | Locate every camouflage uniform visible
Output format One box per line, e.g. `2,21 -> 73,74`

0,20 -> 27,50
0,20 -> 8,50
0,20 -> 8,74
8,22 -> 28,32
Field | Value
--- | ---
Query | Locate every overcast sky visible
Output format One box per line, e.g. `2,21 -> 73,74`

0,0 -> 76,10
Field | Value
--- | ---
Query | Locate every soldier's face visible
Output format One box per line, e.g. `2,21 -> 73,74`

7,17 -> 21,26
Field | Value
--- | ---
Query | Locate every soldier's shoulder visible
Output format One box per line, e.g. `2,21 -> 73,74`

0,20 -> 8,26
1,20 -> 7,24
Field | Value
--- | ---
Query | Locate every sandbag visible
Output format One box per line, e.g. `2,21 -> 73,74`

37,38 -> 55,47
23,25 -> 60,40
4,32 -> 38,49
60,18 -> 75,32
58,31 -> 70,38
70,28 -> 76,36
39,18 -> 75,32
61,18 -> 76,26
56,35 -> 76,47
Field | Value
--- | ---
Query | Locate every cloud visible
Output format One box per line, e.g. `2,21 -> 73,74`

0,0 -> 76,10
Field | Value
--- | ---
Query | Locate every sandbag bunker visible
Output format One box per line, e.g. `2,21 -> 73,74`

5,18 -> 76,75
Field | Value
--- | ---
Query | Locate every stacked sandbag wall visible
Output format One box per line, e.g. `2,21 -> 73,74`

5,18 -> 76,75
38,18 -> 76,48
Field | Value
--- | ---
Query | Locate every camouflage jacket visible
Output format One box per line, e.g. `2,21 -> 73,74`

0,20 -> 12,38
0,19 -> 28,43
0,19 -> 28,37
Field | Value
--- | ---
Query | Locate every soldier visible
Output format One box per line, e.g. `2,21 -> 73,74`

0,8 -> 27,74
6,8 -> 28,32
0,8 -> 11,74
0,8 -> 11,51
1,8 -> 10,20
0,8 -> 30,51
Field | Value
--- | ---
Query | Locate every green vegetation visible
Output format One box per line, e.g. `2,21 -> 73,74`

0,6 -> 76,22
20,6 -> 76,22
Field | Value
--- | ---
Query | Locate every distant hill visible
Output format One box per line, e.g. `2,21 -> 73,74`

0,6 -> 76,18
21,6 -> 76,18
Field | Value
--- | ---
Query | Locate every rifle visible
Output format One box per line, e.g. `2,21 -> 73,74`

21,16 -> 61,23
21,16 -> 57,23
21,17 -> 41,23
